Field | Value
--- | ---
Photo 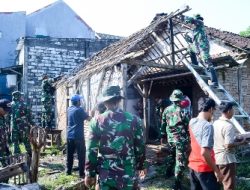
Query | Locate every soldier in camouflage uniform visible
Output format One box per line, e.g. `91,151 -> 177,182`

85,85 -> 147,190
161,89 -> 190,190
41,75 -> 55,129
11,91 -> 33,157
0,99 -> 12,168
184,14 -> 218,87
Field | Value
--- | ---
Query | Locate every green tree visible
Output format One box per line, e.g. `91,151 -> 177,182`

239,26 -> 250,38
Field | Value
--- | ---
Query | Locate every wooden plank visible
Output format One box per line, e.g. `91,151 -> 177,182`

148,80 -> 153,96
126,59 -> 175,69
141,71 -> 192,82
150,33 -> 172,65
95,70 -> 106,103
134,83 -> 145,98
0,162 -> 26,181
86,78 -> 90,111
169,18 -> 175,67
121,64 -> 128,111
142,83 -> 149,143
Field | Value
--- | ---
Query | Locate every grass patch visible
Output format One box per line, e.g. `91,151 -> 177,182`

40,162 -> 65,172
39,173 -> 80,190
39,168 -> 50,178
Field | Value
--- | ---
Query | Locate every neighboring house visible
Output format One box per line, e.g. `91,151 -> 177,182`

17,37 -> 119,125
0,12 -> 26,99
26,0 -> 96,38
55,8 -> 250,140
0,0 -> 103,99
0,0 -> 121,126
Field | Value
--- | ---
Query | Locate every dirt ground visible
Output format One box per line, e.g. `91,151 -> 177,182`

37,144 -> 250,190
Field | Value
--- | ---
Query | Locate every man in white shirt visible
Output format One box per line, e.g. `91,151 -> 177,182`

213,101 -> 246,190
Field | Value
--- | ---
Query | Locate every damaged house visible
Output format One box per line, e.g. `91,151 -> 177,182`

55,7 -> 250,141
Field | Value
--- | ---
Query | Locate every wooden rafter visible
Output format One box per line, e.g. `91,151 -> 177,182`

95,69 -> 106,103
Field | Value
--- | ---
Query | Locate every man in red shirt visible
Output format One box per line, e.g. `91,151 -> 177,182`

188,98 -> 223,190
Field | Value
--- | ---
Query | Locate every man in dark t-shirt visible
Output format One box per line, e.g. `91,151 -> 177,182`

66,94 -> 91,178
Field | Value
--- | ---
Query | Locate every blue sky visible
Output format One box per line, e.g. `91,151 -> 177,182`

0,0 -> 249,37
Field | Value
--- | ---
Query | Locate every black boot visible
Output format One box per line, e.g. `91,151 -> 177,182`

172,180 -> 182,190
190,51 -> 199,65
165,169 -> 174,179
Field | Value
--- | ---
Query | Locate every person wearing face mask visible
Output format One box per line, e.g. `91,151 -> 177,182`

188,98 -> 223,190
161,89 -> 190,190
0,99 -> 12,182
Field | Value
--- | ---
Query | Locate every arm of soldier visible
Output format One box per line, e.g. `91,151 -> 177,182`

133,116 -> 147,175
85,118 -> 100,188
184,16 -> 194,24
26,105 -> 35,126
182,109 -> 190,126
160,109 -> 168,143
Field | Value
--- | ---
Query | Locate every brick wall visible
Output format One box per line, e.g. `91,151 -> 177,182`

23,37 -> 119,126
217,61 -> 250,115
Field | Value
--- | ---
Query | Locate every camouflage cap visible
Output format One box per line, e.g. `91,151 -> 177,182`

98,85 -> 124,103
169,89 -> 184,102
12,91 -> 22,97
194,14 -> 204,21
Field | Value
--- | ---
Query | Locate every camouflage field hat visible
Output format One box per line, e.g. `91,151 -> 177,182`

169,89 -> 184,102
12,91 -> 22,97
194,14 -> 204,21
99,85 -> 124,103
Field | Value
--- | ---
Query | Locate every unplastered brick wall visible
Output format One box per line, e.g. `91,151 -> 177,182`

217,62 -> 250,116
23,37 -> 119,125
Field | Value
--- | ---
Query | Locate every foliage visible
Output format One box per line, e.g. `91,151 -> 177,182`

237,162 -> 250,178
236,180 -> 250,190
42,145 -> 61,156
39,168 -> 50,178
9,143 -> 26,153
239,26 -> 250,38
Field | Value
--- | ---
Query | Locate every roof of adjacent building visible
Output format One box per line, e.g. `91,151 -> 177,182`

206,27 -> 250,50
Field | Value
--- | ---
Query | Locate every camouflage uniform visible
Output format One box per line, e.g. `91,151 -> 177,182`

185,14 -> 218,86
0,115 -> 11,167
11,91 -> 33,156
41,76 -> 55,129
0,99 -> 12,183
161,90 -> 190,189
85,86 -> 146,190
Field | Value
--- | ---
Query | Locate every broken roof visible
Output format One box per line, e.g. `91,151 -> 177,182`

57,6 -> 250,87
